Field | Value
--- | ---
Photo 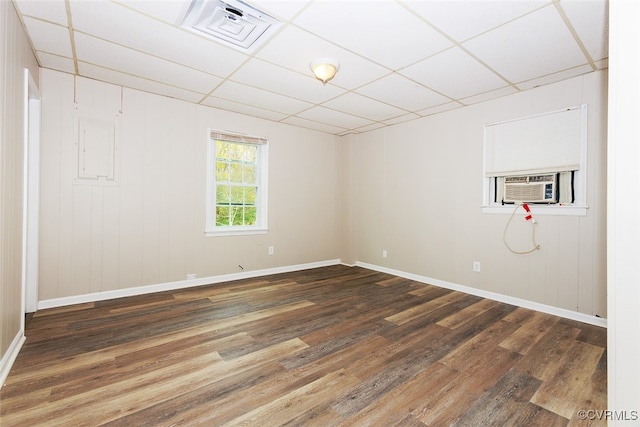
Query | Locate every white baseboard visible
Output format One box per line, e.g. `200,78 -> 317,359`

356,262 -> 607,328
36,258 -> 606,329
0,332 -> 25,387
38,259 -> 342,310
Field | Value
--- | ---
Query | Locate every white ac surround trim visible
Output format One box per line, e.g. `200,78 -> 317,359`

481,205 -> 588,216
356,261 -> 607,328
0,332 -> 25,387
38,259 -> 341,310
483,104 -> 588,214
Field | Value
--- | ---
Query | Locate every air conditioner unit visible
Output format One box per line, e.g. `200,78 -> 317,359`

503,174 -> 557,203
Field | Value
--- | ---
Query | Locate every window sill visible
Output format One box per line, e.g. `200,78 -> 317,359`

205,227 -> 269,237
481,205 -> 588,216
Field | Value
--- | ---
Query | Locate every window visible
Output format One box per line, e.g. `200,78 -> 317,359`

206,130 -> 268,236
482,105 -> 588,216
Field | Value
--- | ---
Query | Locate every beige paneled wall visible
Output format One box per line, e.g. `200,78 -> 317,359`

39,67 -> 606,319
342,71 -> 608,317
39,69 -> 341,300
0,0 -> 39,371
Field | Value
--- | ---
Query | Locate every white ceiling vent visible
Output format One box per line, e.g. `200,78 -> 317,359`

178,0 -> 281,52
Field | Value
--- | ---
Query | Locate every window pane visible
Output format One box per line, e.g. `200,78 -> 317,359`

244,187 -> 256,205
228,144 -> 244,161
217,185 -> 231,203
244,206 -> 257,225
216,161 -> 229,182
210,137 -> 266,231
216,206 -> 230,226
216,141 -> 230,158
230,186 -> 244,204
230,162 -> 243,183
243,145 -> 257,163
244,164 -> 257,184
229,206 -> 243,225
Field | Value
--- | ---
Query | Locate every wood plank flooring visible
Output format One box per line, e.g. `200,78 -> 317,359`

0,265 -> 607,426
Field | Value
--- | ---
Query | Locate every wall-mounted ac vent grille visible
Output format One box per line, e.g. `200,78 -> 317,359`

178,0 -> 281,52
504,174 -> 557,203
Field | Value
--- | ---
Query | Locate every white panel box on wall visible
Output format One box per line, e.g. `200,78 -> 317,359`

73,104 -> 121,185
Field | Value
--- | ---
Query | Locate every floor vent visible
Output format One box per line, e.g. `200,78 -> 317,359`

178,0 -> 281,52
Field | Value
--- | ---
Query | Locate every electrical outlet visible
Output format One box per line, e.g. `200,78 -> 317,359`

186,273 -> 197,280
473,261 -> 481,273
268,246 -> 274,255
382,250 -> 388,258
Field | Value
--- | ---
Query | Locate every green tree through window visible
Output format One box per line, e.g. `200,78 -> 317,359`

215,140 -> 259,227
206,130 -> 268,236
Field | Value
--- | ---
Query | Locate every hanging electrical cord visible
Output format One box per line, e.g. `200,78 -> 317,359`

503,203 -> 541,254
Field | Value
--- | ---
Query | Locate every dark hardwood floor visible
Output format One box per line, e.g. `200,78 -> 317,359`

0,265 -> 607,426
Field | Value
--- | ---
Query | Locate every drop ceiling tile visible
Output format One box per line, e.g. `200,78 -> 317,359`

74,32 -> 221,94
560,0 -> 609,61
281,116 -> 348,135
112,0 -> 187,24
293,1 -> 453,70
253,1 -> 311,21
256,25 -> 389,90
79,62 -> 206,103
463,5 -> 588,83
354,122 -> 388,133
356,74 -> 451,112
201,96 -> 289,122
416,101 -> 463,117
297,106 -> 374,130
515,64 -> 594,91
14,0 -> 68,25
383,113 -> 421,126
70,1 -> 248,77
400,47 -> 507,100
231,58 -> 346,104
13,0 -> 607,136
323,92 -> 408,122
459,85 -> 518,106
404,0 -> 548,42
22,17 -> 72,58
212,81 -> 312,115
37,52 -> 76,74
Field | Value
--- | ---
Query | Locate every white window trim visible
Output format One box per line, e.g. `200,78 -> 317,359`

482,105 -> 588,216
205,129 -> 269,236
481,204 -> 588,216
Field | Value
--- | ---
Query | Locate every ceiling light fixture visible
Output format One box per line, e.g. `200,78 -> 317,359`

309,58 -> 340,85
